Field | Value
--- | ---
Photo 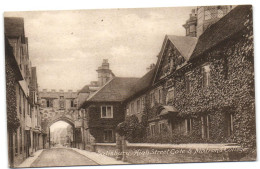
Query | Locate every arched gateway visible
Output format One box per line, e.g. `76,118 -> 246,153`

41,109 -> 77,148
39,89 -> 79,148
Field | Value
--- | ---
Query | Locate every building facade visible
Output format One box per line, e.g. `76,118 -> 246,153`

120,5 -> 255,148
79,77 -> 139,147
39,89 -> 78,148
5,17 -> 44,167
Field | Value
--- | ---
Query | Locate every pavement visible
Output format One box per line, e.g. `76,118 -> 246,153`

17,149 -> 43,168
72,148 -> 129,165
17,147 -> 128,168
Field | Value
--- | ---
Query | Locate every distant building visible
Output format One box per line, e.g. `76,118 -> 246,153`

77,59 -> 115,108
96,59 -> 115,87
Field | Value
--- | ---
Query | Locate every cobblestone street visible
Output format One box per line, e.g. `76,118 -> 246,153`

30,148 -> 98,167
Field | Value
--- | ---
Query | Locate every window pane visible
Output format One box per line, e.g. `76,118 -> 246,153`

205,10 -> 212,20
107,106 -> 112,117
102,106 -> 106,117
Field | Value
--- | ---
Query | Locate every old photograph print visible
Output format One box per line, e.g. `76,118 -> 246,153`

4,5 -> 256,168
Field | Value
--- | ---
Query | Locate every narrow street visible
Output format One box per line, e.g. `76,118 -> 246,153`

30,148 -> 99,167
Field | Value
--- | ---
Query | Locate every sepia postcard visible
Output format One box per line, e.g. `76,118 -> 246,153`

4,5 -> 256,168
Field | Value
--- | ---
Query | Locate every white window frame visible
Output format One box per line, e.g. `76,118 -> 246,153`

101,105 -> 113,118
202,63 -> 210,88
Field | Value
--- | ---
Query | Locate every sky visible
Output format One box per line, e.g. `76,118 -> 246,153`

4,6 -> 194,91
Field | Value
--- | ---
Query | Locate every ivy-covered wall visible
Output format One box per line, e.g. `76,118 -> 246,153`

149,15 -> 254,148
120,11 -> 255,149
6,51 -> 20,133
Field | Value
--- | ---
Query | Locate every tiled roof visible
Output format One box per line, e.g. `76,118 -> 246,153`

167,35 -> 198,60
86,77 -> 139,102
152,35 -> 197,85
4,17 -> 25,37
78,85 -> 91,93
127,68 -> 156,99
190,5 -> 252,60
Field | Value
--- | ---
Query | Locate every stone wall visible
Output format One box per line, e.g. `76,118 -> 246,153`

92,143 -> 251,164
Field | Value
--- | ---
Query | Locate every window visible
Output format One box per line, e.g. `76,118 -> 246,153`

150,92 -> 155,106
131,103 -> 134,114
150,123 -> 156,136
158,122 -> 167,134
23,96 -> 25,118
15,131 -> 18,154
103,130 -> 113,142
19,127 -> 22,154
202,64 -> 210,88
201,115 -> 210,139
141,97 -> 145,110
204,10 -> 212,20
166,87 -> 175,104
60,100 -> 64,109
217,9 -> 224,18
71,100 -> 73,107
101,106 -> 113,118
47,100 -> 50,107
186,118 -> 193,134
158,88 -> 163,104
226,113 -> 234,136
185,72 -> 192,93
19,89 -> 22,114
137,99 -> 141,112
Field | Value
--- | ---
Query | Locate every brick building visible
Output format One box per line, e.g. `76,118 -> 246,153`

79,77 -> 139,146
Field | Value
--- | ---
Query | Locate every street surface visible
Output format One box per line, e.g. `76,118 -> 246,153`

30,148 -> 99,167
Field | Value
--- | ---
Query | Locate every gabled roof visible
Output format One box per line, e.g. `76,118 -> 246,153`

153,35 -> 197,84
190,5 -> 252,60
86,77 -> 139,102
4,17 -> 25,37
127,68 -> 156,99
167,35 -> 198,60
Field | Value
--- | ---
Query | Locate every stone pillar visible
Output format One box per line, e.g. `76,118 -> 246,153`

115,133 -> 122,160
122,136 -> 127,162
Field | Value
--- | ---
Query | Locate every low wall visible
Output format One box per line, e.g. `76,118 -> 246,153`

92,143 -> 248,164
93,143 -> 118,158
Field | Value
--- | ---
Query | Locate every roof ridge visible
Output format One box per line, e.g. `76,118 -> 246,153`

86,77 -> 115,101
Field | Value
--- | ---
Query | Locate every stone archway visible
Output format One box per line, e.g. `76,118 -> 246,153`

40,109 -> 78,149
47,115 -> 76,148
